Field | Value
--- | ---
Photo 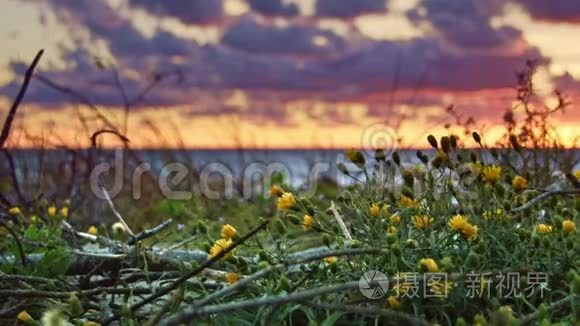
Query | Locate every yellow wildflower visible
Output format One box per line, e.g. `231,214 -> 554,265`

419,258 -> 439,273
303,214 -> 314,230
47,205 -> 57,217
413,215 -> 433,229
388,226 -> 397,235
400,195 -> 418,209
209,238 -> 233,259
562,220 -> 576,235
482,165 -> 502,184
111,222 -> 126,234
574,170 -> 580,180
87,225 -> 98,236
536,224 -> 553,234
277,192 -> 296,210
221,224 -> 237,239
226,272 -> 240,284
389,213 -> 401,225
60,206 -> 69,218
17,310 -> 31,321
369,203 -> 380,218
449,214 -> 469,231
460,223 -> 479,240
511,175 -> 528,192
387,296 -> 401,310
8,207 -> 21,215
30,215 -> 38,223
324,256 -> 338,265
269,185 -> 284,198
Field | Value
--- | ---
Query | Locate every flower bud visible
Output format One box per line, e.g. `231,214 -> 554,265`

427,135 -> 438,149
472,132 -> 481,144
441,136 -> 451,153
69,292 -> 84,317
392,152 -> 401,166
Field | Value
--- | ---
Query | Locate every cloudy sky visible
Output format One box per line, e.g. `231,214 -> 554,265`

1,0 -> 580,149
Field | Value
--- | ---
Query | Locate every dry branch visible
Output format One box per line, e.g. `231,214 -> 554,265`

0,49 -> 43,148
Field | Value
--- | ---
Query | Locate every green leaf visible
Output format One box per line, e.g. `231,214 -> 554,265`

34,248 -> 71,277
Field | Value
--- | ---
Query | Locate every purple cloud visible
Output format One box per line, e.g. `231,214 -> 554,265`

518,0 -> 580,23
221,17 -> 345,56
316,0 -> 388,18
247,0 -> 299,17
128,0 -> 223,25
410,0 -> 521,49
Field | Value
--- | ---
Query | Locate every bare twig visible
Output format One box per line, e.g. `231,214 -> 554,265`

90,129 -> 129,149
100,186 -> 135,237
104,220 -> 270,324
0,286 -> 153,299
127,219 -> 173,245
158,235 -> 198,255
162,269 -> 528,325
329,201 -> 352,240
2,149 -> 25,203
512,189 -> 580,212
0,49 -> 43,148
161,281 -> 362,324
191,247 -> 383,309
519,294 -> 576,324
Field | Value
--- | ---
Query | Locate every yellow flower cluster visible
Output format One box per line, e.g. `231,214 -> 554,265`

449,214 -> 478,240
303,214 -> 314,230
400,195 -> 418,209
277,192 -> 296,210
562,220 -> 576,235
536,224 -> 553,234
17,310 -> 32,321
209,238 -> 233,259
419,258 -> 439,273
226,272 -> 240,284
413,215 -> 433,229
389,213 -> 401,225
87,225 -> 98,236
387,296 -> 401,309
269,185 -> 284,198
369,203 -> 380,218
482,165 -> 502,184
221,224 -> 237,239
511,175 -> 528,191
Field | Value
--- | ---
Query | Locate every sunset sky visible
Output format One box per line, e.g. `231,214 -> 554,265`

1,0 -> 580,149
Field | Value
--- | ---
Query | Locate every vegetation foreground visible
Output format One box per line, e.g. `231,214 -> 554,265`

0,56 -> 578,325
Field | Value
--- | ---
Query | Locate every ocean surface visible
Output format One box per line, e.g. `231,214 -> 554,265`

4,148 -> 580,189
